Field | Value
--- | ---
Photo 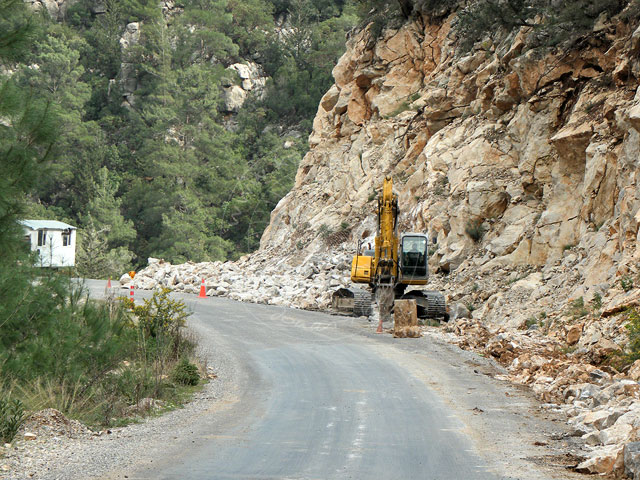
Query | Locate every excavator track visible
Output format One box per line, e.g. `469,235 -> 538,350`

399,290 -> 448,320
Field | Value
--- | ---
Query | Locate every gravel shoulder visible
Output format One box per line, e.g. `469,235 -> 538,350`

1,283 -> 587,479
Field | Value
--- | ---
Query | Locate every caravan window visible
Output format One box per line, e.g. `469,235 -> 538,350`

62,230 -> 70,246
37,230 -> 47,246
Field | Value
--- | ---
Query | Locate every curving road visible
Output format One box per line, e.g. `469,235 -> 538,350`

85,281 -> 582,480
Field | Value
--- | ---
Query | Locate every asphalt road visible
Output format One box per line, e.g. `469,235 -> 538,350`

84,280 -> 582,480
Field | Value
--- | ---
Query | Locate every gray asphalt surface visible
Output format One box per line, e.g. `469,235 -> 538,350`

83,280 -> 582,480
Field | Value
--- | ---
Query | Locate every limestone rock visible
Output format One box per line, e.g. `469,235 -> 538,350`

600,423 -> 634,446
625,442 -> 640,480
393,299 -> 420,338
120,22 -> 140,49
629,360 -> 640,381
567,324 -> 583,346
223,86 -> 247,113
576,444 -> 624,474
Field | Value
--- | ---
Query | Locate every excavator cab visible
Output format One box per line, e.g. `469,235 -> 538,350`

399,234 -> 429,282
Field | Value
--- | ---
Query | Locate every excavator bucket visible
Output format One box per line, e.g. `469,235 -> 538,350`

331,288 -> 372,317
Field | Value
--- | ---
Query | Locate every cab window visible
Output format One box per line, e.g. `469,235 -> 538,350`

401,236 -> 427,276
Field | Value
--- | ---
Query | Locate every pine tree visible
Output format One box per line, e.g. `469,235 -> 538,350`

0,1 -> 58,259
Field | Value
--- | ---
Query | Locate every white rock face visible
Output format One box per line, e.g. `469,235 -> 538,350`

25,0 -> 78,20
222,62 -> 268,112
129,249 -> 352,311
119,22 -> 140,50
223,85 -> 248,114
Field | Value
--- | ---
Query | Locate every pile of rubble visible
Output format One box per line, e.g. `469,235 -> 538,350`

440,307 -> 640,477
17,409 -> 92,442
122,247 -> 353,311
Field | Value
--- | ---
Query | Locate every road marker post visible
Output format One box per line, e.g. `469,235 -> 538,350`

199,278 -> 206,298
130,284 -> 134,301
107,277 -> 112,289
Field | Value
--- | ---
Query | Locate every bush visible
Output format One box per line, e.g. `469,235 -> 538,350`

568,296 -> 588,320
626,307 -> 640,362
129,287 -> 189,341
621,275 -> 634,292
591,292 -> 603,311
465,219 -> 486,242
455,0 -> 628,54
317,224 -> 332,240
171,358 -> 199,386
0,396 -> 26,443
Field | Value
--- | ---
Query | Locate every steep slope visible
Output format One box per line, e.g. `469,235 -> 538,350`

260,13 -> 640,327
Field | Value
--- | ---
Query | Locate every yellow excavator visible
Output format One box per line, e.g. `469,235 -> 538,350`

332,176 -> 447,322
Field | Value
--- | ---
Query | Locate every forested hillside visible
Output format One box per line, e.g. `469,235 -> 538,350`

8,0 -> 357,276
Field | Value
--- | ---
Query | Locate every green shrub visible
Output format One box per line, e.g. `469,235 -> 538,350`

129,287 -> 189,341
172,358 -> 199,386
568,296 -> 588,320
621,275 -> 634,292
455,0 -> 627,53
626,308 -> 640,362
591,292 -> 603,311
465,219 -> 486,243
0,396 -> 26,443
318,224 -> 332,240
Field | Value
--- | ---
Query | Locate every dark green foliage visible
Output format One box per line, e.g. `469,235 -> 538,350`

465,219 -> 485,242
171,358 -> 200,386
0,0 -> 205,429
591,292 -> 603,311
318,223 -> 332,239
621,275 -> 634,292
0,397 -> 26,443
352,0 -> 403,39
626,308 -> 640,362
413,0 -> 456,16
455,0 -> 628,53
567,296 -> 588,320
0,0 -> 42,62
0,275 -> 133,384
2,0 -> 354,271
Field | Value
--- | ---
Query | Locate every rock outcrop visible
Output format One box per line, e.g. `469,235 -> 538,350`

222,62 -> 268,113
25,0 -> 78,21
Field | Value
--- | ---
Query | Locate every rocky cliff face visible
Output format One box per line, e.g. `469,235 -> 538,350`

260,14 -> 640,329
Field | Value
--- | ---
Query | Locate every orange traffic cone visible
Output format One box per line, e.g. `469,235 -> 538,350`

107,277 -> 112,289
376,317 -> 383,334
199,278 -> 206,298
